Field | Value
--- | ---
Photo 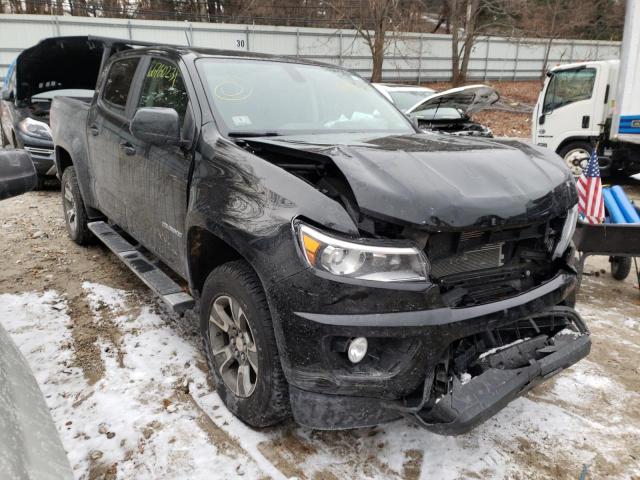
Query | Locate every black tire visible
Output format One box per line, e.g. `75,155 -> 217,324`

200,260 -> 290,427
61,167 -> 93,245
557,141 -> 593,177
610,256 -> 632,281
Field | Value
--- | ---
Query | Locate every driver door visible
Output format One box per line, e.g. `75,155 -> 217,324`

122,56 -> 193,275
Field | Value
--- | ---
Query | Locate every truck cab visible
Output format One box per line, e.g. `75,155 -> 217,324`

533,60 -> 620,176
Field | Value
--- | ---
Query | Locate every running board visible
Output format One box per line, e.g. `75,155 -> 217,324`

88,221 -> 194,314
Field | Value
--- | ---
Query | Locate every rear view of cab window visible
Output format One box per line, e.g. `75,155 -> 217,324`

102,58 -> 140,110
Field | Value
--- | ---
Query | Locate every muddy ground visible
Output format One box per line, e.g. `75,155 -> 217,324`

1,179 -> 639,479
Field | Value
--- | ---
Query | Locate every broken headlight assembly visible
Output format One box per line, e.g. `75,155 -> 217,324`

552,204 -> 578,259
297,223 -> 429,283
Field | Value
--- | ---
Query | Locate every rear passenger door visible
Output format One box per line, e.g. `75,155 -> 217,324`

87,56 -> 141,226
123,56 -> 193,275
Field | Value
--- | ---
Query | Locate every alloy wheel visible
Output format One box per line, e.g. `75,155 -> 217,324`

208,295 -> 258,398
63,179 -> 77,234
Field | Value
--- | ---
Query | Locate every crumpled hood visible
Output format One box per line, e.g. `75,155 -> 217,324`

406,85 -> 499,116
245,132 -> 575,229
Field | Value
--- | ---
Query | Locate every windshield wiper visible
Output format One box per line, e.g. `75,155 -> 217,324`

228,131 -> 282,138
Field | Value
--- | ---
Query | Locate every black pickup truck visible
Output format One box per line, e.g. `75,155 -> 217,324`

51,36 -> 590,433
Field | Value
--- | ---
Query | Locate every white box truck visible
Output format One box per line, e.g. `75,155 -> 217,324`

532,0 -> 640,177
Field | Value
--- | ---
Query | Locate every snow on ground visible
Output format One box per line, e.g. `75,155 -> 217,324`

1,285 -> 639,479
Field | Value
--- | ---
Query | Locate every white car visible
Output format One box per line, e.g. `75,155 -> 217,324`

373,83 -> 499,137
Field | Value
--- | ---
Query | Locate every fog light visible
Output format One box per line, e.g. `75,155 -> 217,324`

347,337 -> 368,363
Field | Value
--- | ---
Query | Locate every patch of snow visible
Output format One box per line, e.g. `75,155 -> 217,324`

1,286 -> 639,479
459,372 -> 472,385
478,338 -> 528,359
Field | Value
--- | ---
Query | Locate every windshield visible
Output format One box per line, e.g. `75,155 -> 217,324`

412,107 -> 463,120
388,90 -> 434,111
197,59 -> 413,135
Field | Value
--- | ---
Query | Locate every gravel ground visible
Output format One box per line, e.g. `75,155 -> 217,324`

0,179 -> 639,480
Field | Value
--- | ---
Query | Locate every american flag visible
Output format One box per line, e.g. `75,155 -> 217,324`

576,148 -> 605,224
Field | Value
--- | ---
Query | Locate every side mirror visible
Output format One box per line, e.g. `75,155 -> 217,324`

1,89 -> 13,101
0,149 -> 37,200
130,107 -> 180,145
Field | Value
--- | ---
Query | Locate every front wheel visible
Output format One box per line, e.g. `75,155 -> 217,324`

200,260 -> 290,427
557,141 -> 592,177
61,167 -> 93,245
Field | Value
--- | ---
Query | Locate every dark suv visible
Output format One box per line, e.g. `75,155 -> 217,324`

50,37 -> 589,433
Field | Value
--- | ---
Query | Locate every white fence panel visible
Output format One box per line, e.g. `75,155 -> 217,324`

0,14 -> 622,83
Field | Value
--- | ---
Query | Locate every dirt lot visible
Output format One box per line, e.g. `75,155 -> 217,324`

1,179 -> 639,479
423,80 -> 541,137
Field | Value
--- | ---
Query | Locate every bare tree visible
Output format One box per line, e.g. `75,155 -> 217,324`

329,0 -> 426,82
445,0 -> 512,86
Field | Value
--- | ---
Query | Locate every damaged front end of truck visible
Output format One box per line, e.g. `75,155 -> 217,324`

233,132 -> 590,433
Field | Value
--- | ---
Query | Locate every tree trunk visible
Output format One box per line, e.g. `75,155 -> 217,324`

450,0 -> 461,85
370,31 -> 386,82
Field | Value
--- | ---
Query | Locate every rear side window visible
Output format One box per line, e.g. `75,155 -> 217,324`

102,58 -> 140,110
138,59 -> 189,121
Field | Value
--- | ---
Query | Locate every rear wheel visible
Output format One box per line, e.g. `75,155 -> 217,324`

61,167 -> 93,245
558,141 -> 592,177
610,256 -> 632,281
200,260 -> 290,427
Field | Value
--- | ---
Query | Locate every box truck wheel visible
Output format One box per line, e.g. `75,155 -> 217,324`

558,141 -> 592,176
609,256 -> 632,281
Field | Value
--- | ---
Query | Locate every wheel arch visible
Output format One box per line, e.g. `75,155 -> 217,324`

555,137 -> 595,155
55,146 -> 73,178
187,226 -> 246,297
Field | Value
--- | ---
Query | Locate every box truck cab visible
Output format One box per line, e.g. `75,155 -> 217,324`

532,0 -> 640,177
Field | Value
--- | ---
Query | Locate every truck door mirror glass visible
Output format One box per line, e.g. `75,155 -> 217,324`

0,149 -> 37,200
130,107 -> 180,145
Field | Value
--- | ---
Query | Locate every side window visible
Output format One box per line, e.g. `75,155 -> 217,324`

138,59 -> 189,121
543,68 -> 596,113
102,57 -> 140,111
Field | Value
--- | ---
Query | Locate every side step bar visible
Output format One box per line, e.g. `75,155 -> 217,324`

88,221 -> 194,314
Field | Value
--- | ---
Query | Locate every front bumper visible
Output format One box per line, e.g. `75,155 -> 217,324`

15,131 -> 55,176
268,270 -> 588,431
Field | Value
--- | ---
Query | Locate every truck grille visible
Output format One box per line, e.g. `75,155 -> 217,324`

431,243 -> 504,278
426,220 -> 563,307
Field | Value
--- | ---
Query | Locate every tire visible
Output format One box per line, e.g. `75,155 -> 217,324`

200,260 -> 290,427
61,166 -> 93,245
610,256 -> 632,281
557,141 -> 593,177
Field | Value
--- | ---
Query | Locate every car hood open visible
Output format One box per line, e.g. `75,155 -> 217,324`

244,132 -> 575,229
15,36 -> 104,102
406,85 -> 499,116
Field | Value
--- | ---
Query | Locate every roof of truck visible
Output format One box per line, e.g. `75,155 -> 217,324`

82,35 -> 333,68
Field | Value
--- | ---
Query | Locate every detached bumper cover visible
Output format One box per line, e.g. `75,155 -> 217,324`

289,315 -> 590,432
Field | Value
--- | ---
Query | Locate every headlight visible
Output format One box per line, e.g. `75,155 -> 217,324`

552,204 -> 578,259
18,118 -> 52,140
297,224 -> 429,282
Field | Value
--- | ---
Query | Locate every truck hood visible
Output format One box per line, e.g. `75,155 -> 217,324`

244,132 -> 575,229
406,85 -> 499,116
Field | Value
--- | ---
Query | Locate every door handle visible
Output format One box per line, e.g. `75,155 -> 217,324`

119,140 -> 136,156
89,125 -> 99,136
